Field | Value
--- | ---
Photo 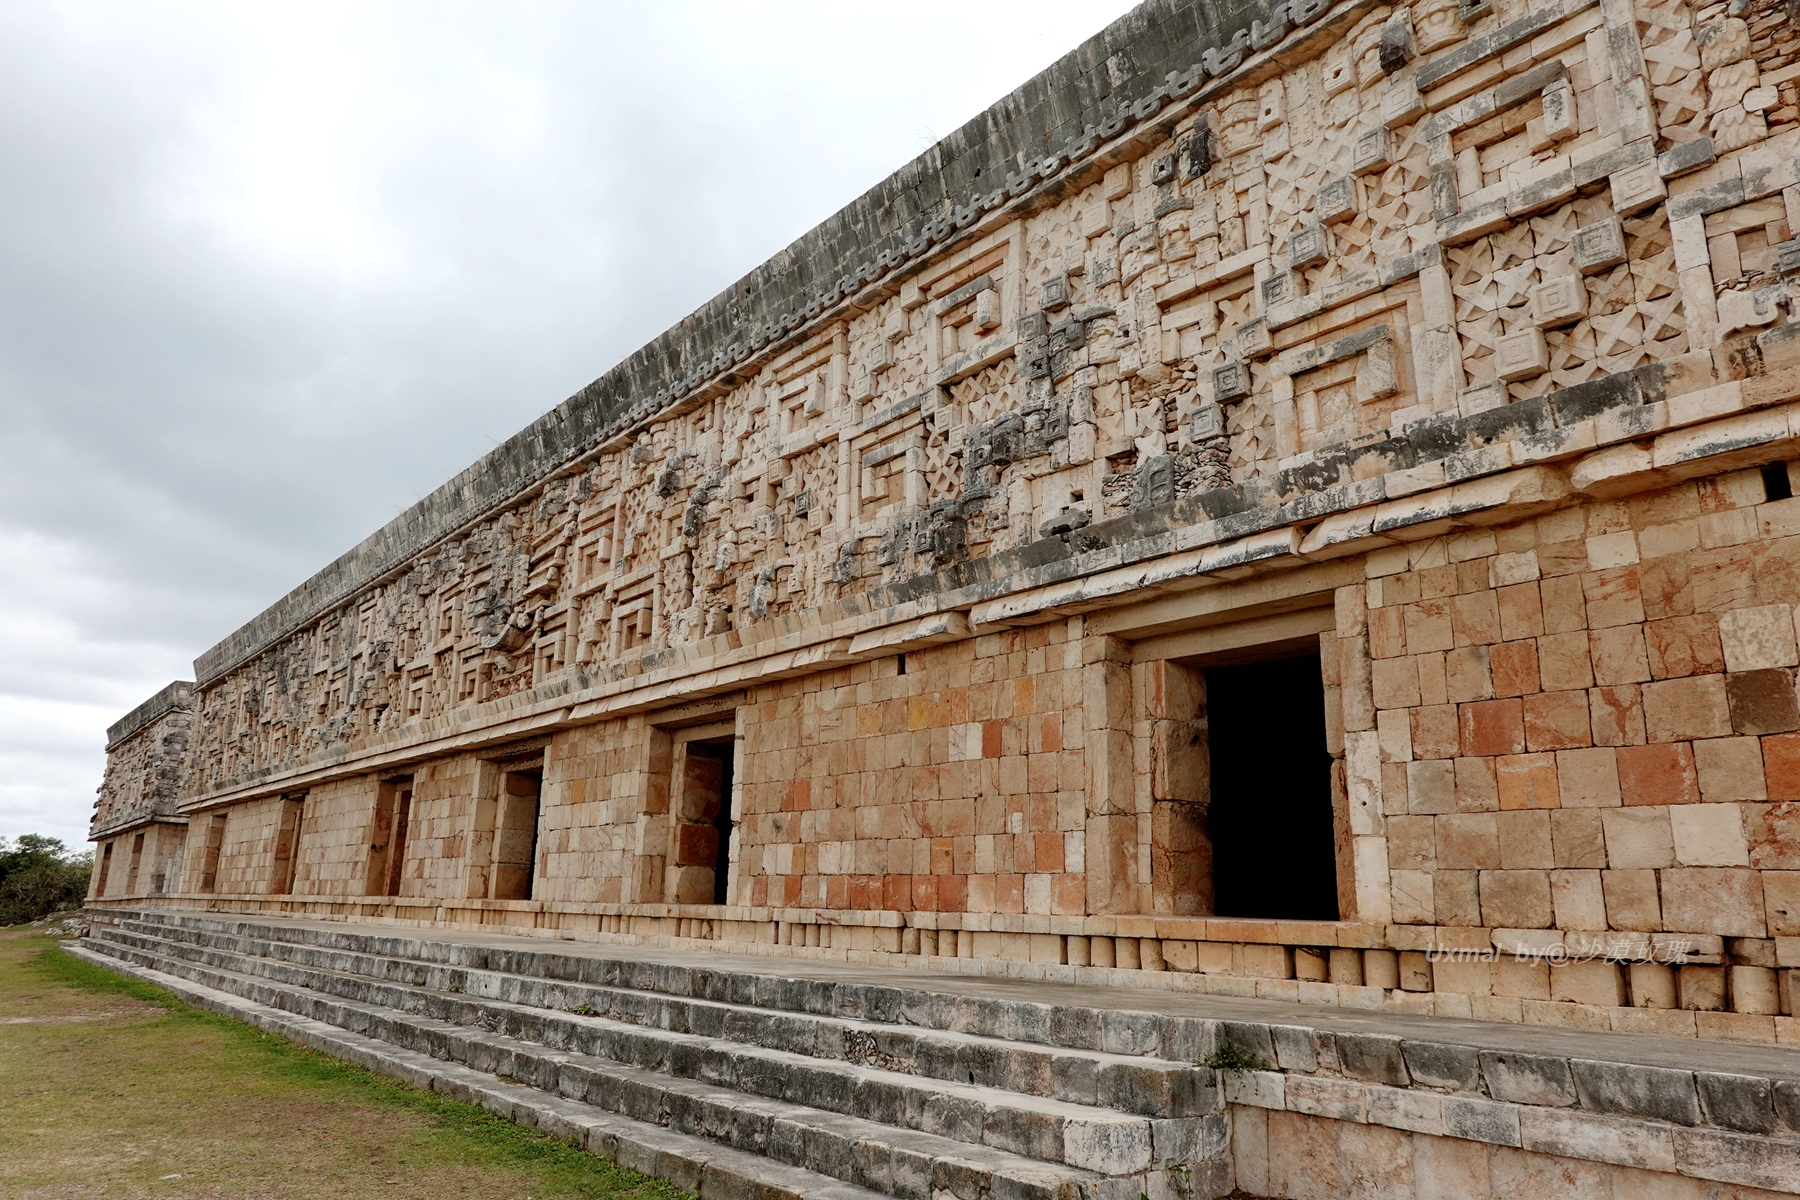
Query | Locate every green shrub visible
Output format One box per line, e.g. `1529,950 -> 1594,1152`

1200,1043 -> 1270,1073
0,835 -> 92,925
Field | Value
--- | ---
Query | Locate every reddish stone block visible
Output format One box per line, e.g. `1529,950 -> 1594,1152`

1385,573 -> 1422,606
1523,690 -> 1595,751
1538,540 -> 1588,578
1387,815 -> 1436,869
1453,590 -> 1503,647
1644,615 -> 1727,680
1551,808 -> 1608,867
1421,563 -> 1458,599
1437,813 -> 1501,869
1617,742 -> 1702,806
913,875 -> 940,911
1746,802 -> 1800,870
1692,737 -> 1767,803
1602,869 -> 1662,930
1765,872 -> 1800,936
1048,871 -> 1081,914
1726,669 -> 1800,735
1660,868 -> 1767,937
1479,869 -> 1554,928
932,837 -> 957,874
1405,599 -> 1455,654
1370,605 -> 1408,659
1461,698 -> 1525,756
1538,630 -> 1596,691
883,873 -> 914,911
1765,733 -> 1800,801
982,719 -> 1005,758
1497,581 -> 1546,641
1456,757 -> 1500,812
1689,546 -> 1757,614
1541,574 -> 1589,633
1435,870 -> 1482,926
1445,646 -> 1494,703
1556,747 -> 1622,809
1371,657 -> 1422,709
939,874 -> 969,912
1417,652 -> 1449,706
1628,485 -> 1700,527
1497,810 -> 1555,868
1639,554 -> 1696,620
1584,567 -> 1646,628
1410,704 -> 1460,760
1496,752 -> 1561,810
1490,640 -> 1541,698
1642,674 -> 1734,743
1590,626 -> 1652,686
1590,685 -> 1647,746
673,822 -> 719,867
1752,539 -> 1800,608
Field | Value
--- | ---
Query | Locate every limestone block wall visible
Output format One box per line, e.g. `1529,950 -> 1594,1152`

194,795 -> 285,895
733,626 -> 1092,916
287,776 -> 382,897
1364,470 -> 1800,938
535,720 -> 657,906
1342,463 -> 1800,1016
90,822 -> 186,900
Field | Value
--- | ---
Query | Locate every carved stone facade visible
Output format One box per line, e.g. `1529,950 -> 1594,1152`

95,0 -> 1800,1048
90,681 -> 192,898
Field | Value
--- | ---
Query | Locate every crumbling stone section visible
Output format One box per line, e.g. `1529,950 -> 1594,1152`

89,0 -> 1800,1088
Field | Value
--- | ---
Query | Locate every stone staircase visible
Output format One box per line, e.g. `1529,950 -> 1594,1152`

69,910 -> 1234,1200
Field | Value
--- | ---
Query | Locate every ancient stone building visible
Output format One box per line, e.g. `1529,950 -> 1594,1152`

85,0 -> 1800,1193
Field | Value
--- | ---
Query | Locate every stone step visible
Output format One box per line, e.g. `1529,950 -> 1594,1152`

104,916 -> 1214,1117
105,909 -> 1207,1060
61,941 -> 898,1200
83,930 -> 1222,1197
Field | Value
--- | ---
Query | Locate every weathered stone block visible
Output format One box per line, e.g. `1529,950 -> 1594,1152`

1479,1051 -> 1577,1107
1288,223 -> 1328,270
1726,669 -> 1800,735
1494,329 -> 1550,383
1530,275 -> 1588,328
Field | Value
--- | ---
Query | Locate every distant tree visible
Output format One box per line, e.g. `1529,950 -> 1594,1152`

0,835 -> 93,925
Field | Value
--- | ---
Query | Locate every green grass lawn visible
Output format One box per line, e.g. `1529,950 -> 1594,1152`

0,928 -> 693,1200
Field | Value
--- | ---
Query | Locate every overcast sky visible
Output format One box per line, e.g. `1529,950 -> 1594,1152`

0,2 -> 1142,849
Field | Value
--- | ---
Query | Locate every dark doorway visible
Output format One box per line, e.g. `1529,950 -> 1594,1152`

364,778 -> 413,897
384,784 -> 413,897
1205,651 -> 1338,919
492,767 -> 542,901
689,740 -> 736,904
95,842 -> 113,897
